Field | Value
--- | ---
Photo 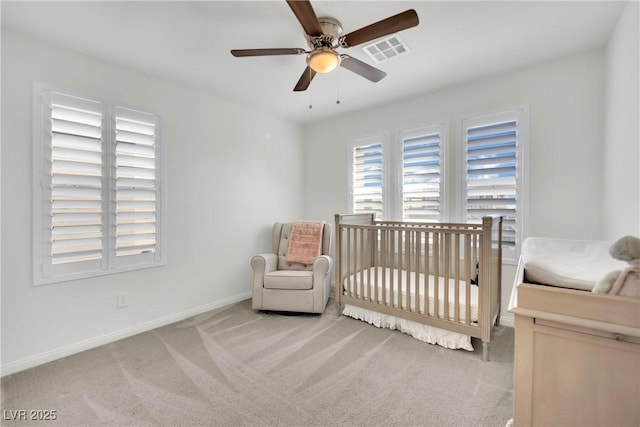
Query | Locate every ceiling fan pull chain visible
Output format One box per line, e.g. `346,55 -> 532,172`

309,68 -> 313,109
336,68 -> 341,105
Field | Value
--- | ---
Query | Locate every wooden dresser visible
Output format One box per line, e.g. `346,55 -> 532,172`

511,284 -> 640,427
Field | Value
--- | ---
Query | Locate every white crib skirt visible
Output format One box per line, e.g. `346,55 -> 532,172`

342,303 -> 474,351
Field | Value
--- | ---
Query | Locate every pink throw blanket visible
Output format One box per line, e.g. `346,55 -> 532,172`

286,221 -> 325,265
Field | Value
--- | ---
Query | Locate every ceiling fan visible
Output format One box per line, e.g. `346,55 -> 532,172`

230,0 -> 419,92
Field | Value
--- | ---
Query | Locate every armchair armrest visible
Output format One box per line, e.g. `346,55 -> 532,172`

251,253 -> 278,275
311,255 -> 333,313
313,255 -> 333,278
251,253 -> 277,311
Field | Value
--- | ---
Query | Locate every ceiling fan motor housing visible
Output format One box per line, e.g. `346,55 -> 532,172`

305,17 -> 343,49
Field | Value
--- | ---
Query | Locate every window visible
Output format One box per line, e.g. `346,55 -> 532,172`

349,126 -> 444,222
347,108 -> 527,262
462,108 -> 527,261
33,86 -> 165,285
400,125 -> 444,222
350,135 -> 385,218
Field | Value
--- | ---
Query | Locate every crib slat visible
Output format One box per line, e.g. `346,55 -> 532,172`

397,229 -> 402,309
358,228 -> 364,301
390,229 -> 396,308
336,224 -> 342,306
352,228 -> 357,299
372,228 -> 378,304
434,231 -> 440,319
405,230 -> 411,311
346,227 -> 352,298
425,231 -> 430,316
415,230 -> 421,314
454,233 -> 461,323
446,232 -> 452,320
442,233 -> 451,320
395,229 -> 400,308
381,228 -> 387,306
364,229 -> 369,301
353,227 -> 358,299
396,229 -> 401,308
396,229 -> 401,309
466,233 -> 473,326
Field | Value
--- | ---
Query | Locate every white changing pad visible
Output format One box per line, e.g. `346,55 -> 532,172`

522,237 -> 628,291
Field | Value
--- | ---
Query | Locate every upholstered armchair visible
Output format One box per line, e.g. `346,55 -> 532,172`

251,222 -> 332,314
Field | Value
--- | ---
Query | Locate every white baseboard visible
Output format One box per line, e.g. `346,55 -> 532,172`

499,311 -> 514,328
1,292 -> 252,377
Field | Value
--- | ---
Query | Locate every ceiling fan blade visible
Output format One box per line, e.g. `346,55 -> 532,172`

293,66 -> 317,91
286,0 -> 323,37
231,48 -> 306,57
340,55 -> 386,82
341,9 -> 419,48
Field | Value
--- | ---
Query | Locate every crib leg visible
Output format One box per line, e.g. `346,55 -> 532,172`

482,342 -> 490,362
336,300 -> 343,316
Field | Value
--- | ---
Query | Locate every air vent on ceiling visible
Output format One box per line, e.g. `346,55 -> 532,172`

362,34 -> 410,63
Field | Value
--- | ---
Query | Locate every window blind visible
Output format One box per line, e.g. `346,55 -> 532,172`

49,92 -> 105,265
34,85 -> 165,285
114,107 -> 158,258
465,119 -> 518,249
352,141 -> 384,218
402,129 -> 441,221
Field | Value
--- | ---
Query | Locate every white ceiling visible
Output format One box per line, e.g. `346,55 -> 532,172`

2,1 -> 626,124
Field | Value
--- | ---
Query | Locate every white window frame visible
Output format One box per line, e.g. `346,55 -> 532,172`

459,106 -> 529,263
32,84 -> 166,285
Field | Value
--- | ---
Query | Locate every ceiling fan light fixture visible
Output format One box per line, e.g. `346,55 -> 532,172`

307,48 -> 340,73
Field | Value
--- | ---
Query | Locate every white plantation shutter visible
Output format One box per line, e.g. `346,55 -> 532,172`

463,109 -> 525,259
401,126 -> 443,222
47,92 -> 106,272
34,86 -> 164,285
351,139 -> 384,218
113,107 -> 159,261
346,110 -> 526,260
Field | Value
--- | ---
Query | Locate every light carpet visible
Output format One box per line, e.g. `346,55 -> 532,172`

1,298 -> 514,426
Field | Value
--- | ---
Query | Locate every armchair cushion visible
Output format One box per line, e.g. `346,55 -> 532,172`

264,270 -> 313,290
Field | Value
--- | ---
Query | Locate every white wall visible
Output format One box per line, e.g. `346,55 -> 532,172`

4,4 -> 635,375
303,49 -> 606,323
603,1 -> 640,239
1,31 -> 304,374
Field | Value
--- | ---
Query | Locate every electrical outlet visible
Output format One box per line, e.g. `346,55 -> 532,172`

116,292 -> 129,309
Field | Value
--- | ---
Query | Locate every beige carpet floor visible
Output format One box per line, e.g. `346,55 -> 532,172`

1,298 -> 514,427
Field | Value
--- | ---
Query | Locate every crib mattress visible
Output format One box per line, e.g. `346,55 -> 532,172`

521,237 -> 628,291
343,266 -> 479,323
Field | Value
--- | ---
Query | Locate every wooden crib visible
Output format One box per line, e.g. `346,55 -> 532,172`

334,213 -> 503,360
